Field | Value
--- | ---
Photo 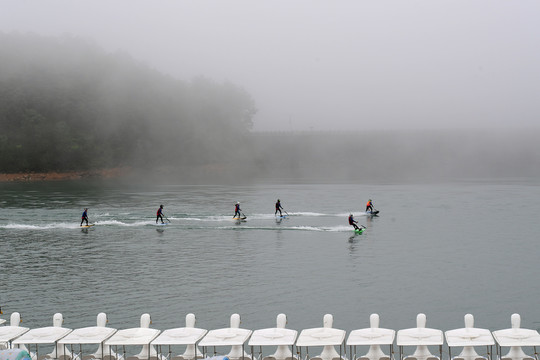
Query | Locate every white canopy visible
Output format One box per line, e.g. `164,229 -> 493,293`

151,328 -> 207,346
248,328 -> 298,347
0,326 -> 31,343
104,328 -> 160,346
346,328 -> 395,346
0,319 -> 5,325
396,328 -> 444,346
296,328 -> 346,347
199,328 -> 252,347
58,326 -> 117,345
445,328 -> 494,347
492,329 -> 540,347
13,327 -> 72,345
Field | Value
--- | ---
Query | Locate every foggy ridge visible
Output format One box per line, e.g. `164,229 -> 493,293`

1,32 -> 539,184
0,32 -> 256,174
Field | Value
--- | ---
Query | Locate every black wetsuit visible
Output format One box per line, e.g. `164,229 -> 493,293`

275,201 -> 283,216
81,209 -> 89,226
156,207 -> 164,223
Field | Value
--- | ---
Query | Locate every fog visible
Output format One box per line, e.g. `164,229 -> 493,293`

1,1 -> 540,183
2,0 -> 539,132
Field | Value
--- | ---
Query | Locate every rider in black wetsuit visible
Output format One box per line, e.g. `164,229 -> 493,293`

156,205 -> 164,224
81,208 -> 89,226
275,199 -> 283,216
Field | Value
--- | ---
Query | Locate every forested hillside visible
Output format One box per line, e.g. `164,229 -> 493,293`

2,33 -> 538,184
0,32 -> 256,173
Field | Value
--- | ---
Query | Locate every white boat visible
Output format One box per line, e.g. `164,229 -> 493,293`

346,314 -> 395,360
0,308 -> 5,326
396,314 -> 443,360
248,314 -> 298,360
103,314 -> 160,360
12,313 -> 72,360
150,313 -> 207,360
445,314 -> 494,360
296,314 -> 347,360
7,310 -> 540,360
198,314 -> 252,360
492,314 -> 540,360
0,313 -> 30,349
57,313 -> 117,360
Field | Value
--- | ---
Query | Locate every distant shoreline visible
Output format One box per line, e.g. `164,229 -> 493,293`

0,168 -> 129,182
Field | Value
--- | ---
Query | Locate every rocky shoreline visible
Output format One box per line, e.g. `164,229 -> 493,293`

0,168 -> 129,182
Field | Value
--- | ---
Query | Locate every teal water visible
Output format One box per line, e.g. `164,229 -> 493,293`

1,179 -> 540,339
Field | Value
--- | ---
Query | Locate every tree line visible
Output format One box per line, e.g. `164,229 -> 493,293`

0,32 -> 256,174
2,32 -> 538,183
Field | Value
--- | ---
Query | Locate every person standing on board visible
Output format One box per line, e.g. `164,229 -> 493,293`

80,208 -> 89,226
366,199 -> 374,213
234,202 -> 242,218
348,214 -> 362,231
275,199 -> 284,216
156,205 -> 165,224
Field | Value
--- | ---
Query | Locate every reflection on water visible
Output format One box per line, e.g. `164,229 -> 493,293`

1,180 -> 540,335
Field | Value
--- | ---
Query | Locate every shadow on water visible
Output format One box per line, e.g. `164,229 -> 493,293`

3,180 -> 540,332
347,232 -> 368,255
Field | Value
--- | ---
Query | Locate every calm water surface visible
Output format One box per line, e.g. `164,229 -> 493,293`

1,179 -> 540,342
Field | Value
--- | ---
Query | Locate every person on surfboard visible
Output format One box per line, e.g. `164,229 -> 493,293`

366,199 -> 374,213
156,205 -> 165,224
348,214 -> 362,231
275,199 -> 284,216
234,202 -> 242,219
80,208 -> 89,226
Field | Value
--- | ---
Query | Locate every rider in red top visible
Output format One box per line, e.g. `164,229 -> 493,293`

348,214 -> 361,231
234,202 -> 242,218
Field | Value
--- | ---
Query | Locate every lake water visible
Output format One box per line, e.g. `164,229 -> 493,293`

1,179 -> 540,352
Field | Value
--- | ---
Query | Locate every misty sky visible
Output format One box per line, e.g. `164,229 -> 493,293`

1,0 -> 539,131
